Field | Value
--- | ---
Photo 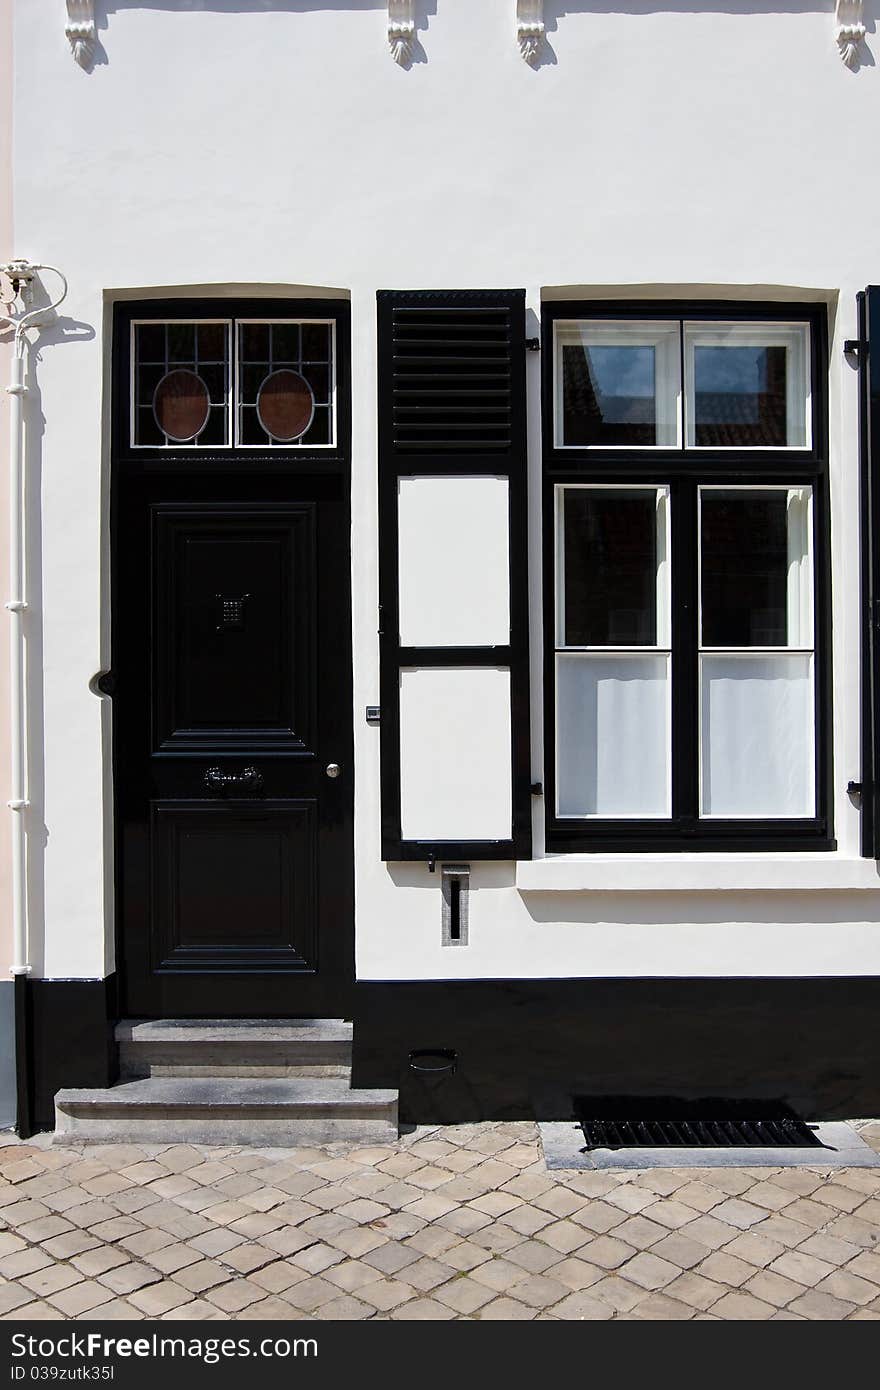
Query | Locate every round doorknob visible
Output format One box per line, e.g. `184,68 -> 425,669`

325,763 -> 341,779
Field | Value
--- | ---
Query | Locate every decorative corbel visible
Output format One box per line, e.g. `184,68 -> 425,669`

835,0 -> 865,68
65,1 -> 97,68
388,1 -> 415,65
516,0 -> 545,63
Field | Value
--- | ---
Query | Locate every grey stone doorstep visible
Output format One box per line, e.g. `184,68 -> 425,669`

539,1120 -> 880,1170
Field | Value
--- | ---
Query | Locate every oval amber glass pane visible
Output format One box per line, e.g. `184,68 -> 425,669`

153,369 -> 211,442
257,369 -> 315,442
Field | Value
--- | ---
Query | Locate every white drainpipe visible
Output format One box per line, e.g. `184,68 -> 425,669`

2,261 -> 68,979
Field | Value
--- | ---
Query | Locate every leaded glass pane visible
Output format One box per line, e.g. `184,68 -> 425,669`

133,320 -> 230,447
235,321 -> 335,447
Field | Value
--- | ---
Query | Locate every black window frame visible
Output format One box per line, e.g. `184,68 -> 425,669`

541,299 -> 833,853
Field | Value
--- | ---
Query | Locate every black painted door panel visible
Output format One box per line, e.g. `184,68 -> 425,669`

114,473 -> 353,1017
154,509 -> 315,751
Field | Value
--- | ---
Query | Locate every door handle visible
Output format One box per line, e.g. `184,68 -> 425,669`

325,763 -> 342,779
204,766 -> 264,795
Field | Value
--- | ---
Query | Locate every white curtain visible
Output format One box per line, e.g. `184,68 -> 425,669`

557,654 -> 670,817
700,654 -> 814,817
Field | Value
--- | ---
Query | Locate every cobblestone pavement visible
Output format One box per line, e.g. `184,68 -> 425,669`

1,1121 -> 880,1321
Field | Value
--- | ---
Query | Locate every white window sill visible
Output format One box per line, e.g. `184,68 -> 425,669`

516,854 -> 880,893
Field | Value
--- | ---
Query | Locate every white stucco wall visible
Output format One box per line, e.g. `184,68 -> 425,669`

11,2 -> 880,981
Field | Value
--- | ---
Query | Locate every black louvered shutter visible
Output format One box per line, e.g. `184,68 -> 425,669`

859,288 -> 880,856
377,289 -> 531,861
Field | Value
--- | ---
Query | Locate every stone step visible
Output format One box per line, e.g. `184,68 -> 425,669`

116,1018 -> 353,1079
54,1076 -> 399,1146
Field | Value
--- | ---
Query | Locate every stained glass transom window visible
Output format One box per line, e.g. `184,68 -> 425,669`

131,317 -> 336,450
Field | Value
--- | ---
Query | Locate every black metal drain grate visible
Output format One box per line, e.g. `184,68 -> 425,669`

574,1098 -> 825,1150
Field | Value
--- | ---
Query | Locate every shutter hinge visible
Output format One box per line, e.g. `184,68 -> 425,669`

848,781 -> 863,801
845,339 -> 866,360
365,706 -> 380,725
525,338 -> 540,352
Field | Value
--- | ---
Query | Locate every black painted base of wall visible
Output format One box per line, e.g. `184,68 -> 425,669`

21,976 -> 118,1134
21,974 -> 880,1134
0,981 -> 14,1131
351,978 -> 880,1124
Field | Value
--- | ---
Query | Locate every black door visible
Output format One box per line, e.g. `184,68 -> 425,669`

111,301 -> 353,1017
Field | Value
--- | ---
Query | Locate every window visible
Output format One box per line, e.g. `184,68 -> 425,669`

555,321 -> 680,447
131,316 -> 337,449
543,302 -> 829,852
556,486 -> 671,818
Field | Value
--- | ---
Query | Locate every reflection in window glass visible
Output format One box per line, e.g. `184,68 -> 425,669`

694,346 -> 787,446
562,344 -> 656,446
555,322 -> 680,448
700,488 -> 812,648
562,490 -> 659,646
685,323 -> 810,448
701,491 -> 787,646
